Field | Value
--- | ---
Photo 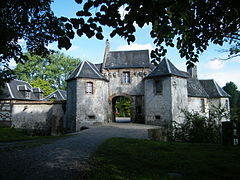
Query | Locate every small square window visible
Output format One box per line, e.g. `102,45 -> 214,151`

25,91 -> 31,99
86,82 -> 93,94
154,80 -> 162,95
122,72 -> 130,84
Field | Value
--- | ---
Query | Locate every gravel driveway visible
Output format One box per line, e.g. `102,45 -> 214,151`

0,123 -> 159,180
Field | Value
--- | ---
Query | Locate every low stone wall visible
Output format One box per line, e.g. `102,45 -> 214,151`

0,100 -> 66,135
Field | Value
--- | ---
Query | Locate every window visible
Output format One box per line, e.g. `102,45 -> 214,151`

201,99 -> 205,113
225,100 -> 229,110
39,93 -> 43,100
154,80 -> 162,94
86,82 -> 93,94
88,115 -> 95,119
25,91 -> 31,99
122,72 -> 130,84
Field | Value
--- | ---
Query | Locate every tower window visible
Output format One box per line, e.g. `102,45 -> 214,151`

154,80 -> 163,95
122,72 -> 130,84
86,82 -> 93,94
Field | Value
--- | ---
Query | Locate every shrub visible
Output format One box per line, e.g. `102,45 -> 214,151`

171,110 -> 222,144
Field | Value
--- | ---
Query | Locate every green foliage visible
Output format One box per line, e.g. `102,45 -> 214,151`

114,97 -> 131,117
223,82 -> 239,108
14,52 -> 81,89
82,138 -> 240,180
171,110 -> 227,144
223,82 -> 240,121
30,78 -> 55,97
65,0 -> 239,66
0,124 -> 30,142
0,123 -> 71,146
0,0 -> 67,85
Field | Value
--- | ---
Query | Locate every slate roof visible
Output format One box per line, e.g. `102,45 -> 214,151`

66,61 -> 108,81
187,78 -> 209,97
104,50 -> 151,69
0,79 -> 43,100
44,89 -> 67,101
199,79 -> 230,98
146,58 -> 188,78
95,63 -> 103,73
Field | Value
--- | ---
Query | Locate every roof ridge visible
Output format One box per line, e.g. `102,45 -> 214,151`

6,83 -> 14,98
57,89 -> 65,99
213,80 -> 225,97
110,49 -> 149,53
165,58 -> 172,74
86,61 -> 103,79
75,61 -> 85,78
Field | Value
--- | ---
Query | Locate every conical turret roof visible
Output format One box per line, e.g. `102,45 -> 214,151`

146,58 -> 188,78
66,61 -> 108,81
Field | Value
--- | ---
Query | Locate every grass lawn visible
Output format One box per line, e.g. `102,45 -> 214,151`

0,123 -> 69,142
0,124 -> 71,152
83,138 -> 240,180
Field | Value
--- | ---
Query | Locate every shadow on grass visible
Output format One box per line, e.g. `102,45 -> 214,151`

81,138 -> 240,180
0,124 -> 72,152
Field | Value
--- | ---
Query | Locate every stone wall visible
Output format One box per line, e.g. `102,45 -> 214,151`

171,76 -> 188,124
188,97 -> 209,117
0,100 -> 66,135
144,77 -> 172,126
0,100 -> 12,125
104,68 -> 149,123
103,68 -> 149,96
65,80 -> 77,132
75,78 -> 109,131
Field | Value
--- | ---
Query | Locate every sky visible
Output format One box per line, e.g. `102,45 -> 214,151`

47,0 -> 240,89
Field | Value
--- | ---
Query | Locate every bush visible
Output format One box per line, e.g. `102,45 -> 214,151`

171,111 -> 222,144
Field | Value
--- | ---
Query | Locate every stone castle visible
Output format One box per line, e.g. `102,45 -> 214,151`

65,40 -> 230,132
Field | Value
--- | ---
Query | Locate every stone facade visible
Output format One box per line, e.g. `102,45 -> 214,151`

0,100 -> 65,135
65,41 -> 230,132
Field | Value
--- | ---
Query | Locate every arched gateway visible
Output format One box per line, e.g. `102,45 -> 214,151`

109,94 -> 133,123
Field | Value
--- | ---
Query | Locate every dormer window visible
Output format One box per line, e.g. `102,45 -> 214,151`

17,85 -> 31,99
33,88 -> 43,100
86,82 -> 93,94
122,72 -> 130,84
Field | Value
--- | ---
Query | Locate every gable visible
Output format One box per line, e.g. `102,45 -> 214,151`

44,89 -> 67,101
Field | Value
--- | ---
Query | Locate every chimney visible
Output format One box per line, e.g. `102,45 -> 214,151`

187,65 -> 197,78
102,39 -> 110,71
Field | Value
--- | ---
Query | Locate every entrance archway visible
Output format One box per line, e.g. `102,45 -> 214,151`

112,96 -> 132,123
